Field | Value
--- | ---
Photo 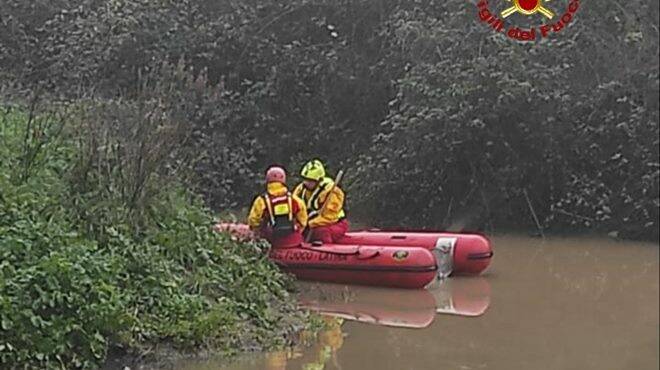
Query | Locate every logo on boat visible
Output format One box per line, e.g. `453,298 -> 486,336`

392,250 -> 409,262
270,250 -> 348,262
477,0 -> 580,41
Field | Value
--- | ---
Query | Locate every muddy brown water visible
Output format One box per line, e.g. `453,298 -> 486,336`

153,236 -> 659,370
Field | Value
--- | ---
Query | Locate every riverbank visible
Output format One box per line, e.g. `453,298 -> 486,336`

0,108 -> 311,369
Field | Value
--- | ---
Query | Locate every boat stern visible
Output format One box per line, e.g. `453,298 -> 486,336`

451,234 -> 493,275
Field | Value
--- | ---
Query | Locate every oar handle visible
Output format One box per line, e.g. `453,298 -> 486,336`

318,169 -> 344,216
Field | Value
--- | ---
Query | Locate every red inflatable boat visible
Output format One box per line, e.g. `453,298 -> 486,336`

216,223 -> 492,279
268,243 -> 437,289
337,230 -> 493,277
214,223 -> 436,288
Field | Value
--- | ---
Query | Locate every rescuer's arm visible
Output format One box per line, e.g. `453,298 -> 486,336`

247,196 -> 266,230
293,194 -> 308,230
308,186 -> 344,228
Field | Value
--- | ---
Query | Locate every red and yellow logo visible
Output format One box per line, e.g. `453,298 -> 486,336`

477,0 -> 581,41
392,250 -> 409,262
501,0 -> 554,19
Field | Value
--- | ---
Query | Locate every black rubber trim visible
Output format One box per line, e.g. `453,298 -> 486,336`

467,251 -> 494,260
390,235 -> 407,240
276,262 -> 438,273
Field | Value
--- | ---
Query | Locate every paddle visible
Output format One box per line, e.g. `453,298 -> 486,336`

305,169 -> 345,243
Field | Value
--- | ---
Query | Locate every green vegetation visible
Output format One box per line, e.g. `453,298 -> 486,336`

3,0 -> 655,239
0,107 -> 305,368
0,0 -> 657,367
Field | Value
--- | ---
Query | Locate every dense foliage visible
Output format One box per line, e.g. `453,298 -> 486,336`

0,1 -> 657,240
0,106 -> 305,368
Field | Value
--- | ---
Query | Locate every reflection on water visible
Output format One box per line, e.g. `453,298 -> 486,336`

298,283 -> 436,329
263,317 -> 345,370
159,236 -> 659,370
430,277 -> 491,317
297,277 -> 491,329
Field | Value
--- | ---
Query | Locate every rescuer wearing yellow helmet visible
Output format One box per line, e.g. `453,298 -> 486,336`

293,159 -> 348,244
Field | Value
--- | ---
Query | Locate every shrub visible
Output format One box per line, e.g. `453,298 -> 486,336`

0,0 -> 657,239
0,99 -> 304,369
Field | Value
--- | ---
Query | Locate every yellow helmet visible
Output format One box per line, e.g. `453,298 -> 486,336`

300,159 -> 326,181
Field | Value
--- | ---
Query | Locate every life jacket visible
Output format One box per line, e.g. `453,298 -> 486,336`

262,192 -> 296,238
297,178 -> 346,221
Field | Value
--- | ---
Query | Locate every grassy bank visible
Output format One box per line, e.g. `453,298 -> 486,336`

0,108 -> 307,369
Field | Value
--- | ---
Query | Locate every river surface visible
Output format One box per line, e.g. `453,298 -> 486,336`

160,235 -> 659,370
